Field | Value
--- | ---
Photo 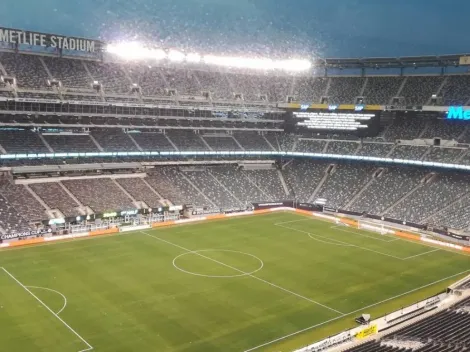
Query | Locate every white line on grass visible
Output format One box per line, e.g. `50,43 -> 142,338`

289,213 -> 470,258
26,285 -> 68,315
1,267 -> 93,352
141,231 -> 345,315
243,268 -> 470,352
274,219 -> 312,226
331,225 -> 399,243
402,249 -> 440,260
1,213 -> 469,259
276,223 -> 405,260
276,223 -> 443,261
276,223 -> 353,247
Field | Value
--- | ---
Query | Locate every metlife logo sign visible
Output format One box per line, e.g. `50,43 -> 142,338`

447,106 -> 470,120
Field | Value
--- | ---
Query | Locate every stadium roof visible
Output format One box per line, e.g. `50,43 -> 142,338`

316,54 -> 468,69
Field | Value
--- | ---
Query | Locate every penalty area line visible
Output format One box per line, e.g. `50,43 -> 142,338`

243,268 -> 470,352
1,267 -> 93,352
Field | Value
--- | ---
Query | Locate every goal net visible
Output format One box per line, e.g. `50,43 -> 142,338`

357,220 -> 394,235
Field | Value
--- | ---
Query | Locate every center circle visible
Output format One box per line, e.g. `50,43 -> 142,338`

172,249 -> 264,278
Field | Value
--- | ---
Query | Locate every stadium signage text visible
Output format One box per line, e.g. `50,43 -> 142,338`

1,228 -> 51,241
447,106 -> 470,120
355,324 -> 378,339
120,210 -> 138,216
0,27 -> 100,52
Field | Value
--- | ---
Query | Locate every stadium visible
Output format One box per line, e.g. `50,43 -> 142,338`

0,22 -> 470,352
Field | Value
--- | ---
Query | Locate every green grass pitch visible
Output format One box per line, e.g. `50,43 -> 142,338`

0,212 -> 469,352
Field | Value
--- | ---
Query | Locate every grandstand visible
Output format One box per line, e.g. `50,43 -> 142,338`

343,296 -> 470,352
1,47 -> 470,234
1,34 -> 470,352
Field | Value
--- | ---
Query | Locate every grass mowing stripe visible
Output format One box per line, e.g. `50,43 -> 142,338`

1,267 -> 93,352
141,231 -> 345,315
243,268 -> 470,352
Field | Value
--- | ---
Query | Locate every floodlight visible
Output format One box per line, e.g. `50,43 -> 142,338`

168,50 -> 185,62
186,53 -> 201,63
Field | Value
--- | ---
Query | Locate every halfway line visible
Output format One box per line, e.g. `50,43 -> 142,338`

141,231 -> 344,315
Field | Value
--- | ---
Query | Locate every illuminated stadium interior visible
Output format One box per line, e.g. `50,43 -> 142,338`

0,10 -> 470,352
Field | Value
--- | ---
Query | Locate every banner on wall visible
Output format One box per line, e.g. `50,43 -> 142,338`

355,325 -> 378,340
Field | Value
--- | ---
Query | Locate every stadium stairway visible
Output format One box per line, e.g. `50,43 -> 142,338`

380,175 -> 430,216
308,164 -> 334,203
207,169 -> 244,208
345,168 -> 383,209
231,135 -> 245,150
89,134 -> 105,151
140,178 -> 169,206
127,134 -> 144,151
180,172 -> 217,208
263,135 -> 277,151
395,76 -> 408,100
110,178 -> 142,209
420,191 -> 470,224
165,134 -> 179,151
241,173 -> 272,200
277,169 -> 290,197
23,184 -> 59,219
199,135 -> 213,151
38,133 -> 54,153
58,181 -> 91,215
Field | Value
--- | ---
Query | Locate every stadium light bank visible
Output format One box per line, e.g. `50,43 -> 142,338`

106,42 -> 312,72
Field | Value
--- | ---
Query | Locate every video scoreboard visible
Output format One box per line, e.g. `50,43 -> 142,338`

284,105 -> 382,137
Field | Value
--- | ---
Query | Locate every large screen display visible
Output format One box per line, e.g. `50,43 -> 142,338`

285,108 -> 381,137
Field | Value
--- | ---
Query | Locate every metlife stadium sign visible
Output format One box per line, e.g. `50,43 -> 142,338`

447,106 -> 470,120
0,27 -> 103,53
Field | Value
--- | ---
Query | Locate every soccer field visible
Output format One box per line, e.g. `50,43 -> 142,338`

1,212 -> 469,352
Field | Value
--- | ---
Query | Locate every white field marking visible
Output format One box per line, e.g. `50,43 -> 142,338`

1,267 -> 93,352
274,219 -> 312,226
392,233 -> 470,258
276,223 -> 352,247
276,223 -> 404,259
0,213 -> 278,255
2,212 -> 469,259
331,225 -> 399,243
243,268 -> 470,352
402,248 -> 441,260
172,249 -> 264,278
307,233 -> 354,247
26,285 -> 68,315
141,231 -> 344,315
278,222 -> 444,261
291,213 -> 470,259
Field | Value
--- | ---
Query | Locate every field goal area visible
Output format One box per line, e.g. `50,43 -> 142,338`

0,210 -> 469,352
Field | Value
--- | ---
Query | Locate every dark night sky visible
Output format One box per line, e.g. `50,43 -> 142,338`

0,0 -> 468,58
